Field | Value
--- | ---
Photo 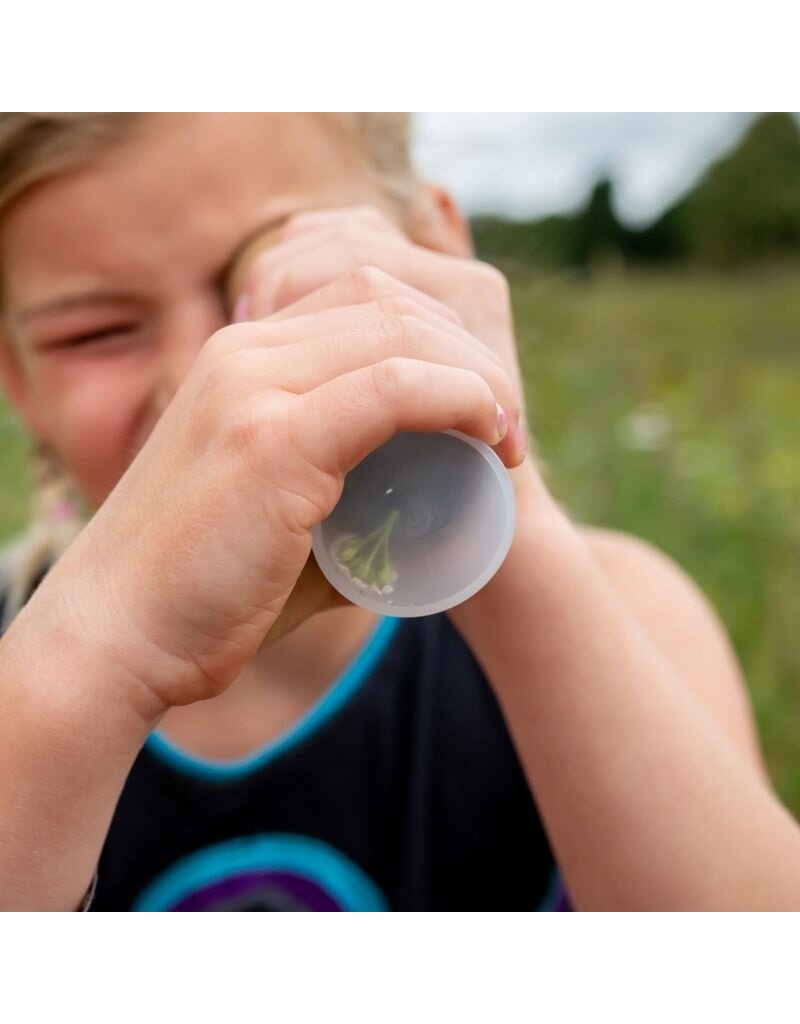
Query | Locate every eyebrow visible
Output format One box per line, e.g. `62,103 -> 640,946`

15,210 -> 297,328
16,290 -> 139,325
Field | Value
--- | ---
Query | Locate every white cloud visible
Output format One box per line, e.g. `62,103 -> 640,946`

411,113 -> 754,226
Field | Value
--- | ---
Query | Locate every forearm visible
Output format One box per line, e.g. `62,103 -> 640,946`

450,502 -> 800,910
0,566 -> 162,911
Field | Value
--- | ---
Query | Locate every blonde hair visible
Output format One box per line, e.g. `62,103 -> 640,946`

0,112 -> 417,626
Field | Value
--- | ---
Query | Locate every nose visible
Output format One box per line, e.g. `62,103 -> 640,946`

152,296 -> 228,411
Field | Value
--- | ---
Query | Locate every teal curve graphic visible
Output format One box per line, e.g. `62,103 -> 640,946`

133,833 -> 389,912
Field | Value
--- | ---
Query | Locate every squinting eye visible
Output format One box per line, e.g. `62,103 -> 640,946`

45,324 -> 141,351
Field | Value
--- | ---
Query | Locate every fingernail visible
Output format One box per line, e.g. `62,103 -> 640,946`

495,403 -> 509,443
232,294 -> 251,323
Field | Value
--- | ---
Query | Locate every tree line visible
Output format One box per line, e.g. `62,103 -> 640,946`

471,113 -> 800,271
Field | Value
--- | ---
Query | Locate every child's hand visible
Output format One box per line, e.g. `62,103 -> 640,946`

233,205 -> 531,474
63,284 -> 520,713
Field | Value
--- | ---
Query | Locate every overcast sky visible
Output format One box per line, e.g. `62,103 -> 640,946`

411,113 -> 755,226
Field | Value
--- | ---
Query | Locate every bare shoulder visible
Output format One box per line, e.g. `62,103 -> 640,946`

580,526 -> 766,775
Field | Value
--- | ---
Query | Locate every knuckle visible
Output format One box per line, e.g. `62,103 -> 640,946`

488,368 -> 518,417
470,372 -> 496,416
374,295 -> 415,344
195,347 -> 240,398
492,363 -> 516,395
196,352 -> 253,424
472,261 -> 511,314
375,294 -> 423,322
281,405 -> 344,522
270,266 -> 304,310
345,264 -> 388,301
394,295 -> 428,319
369,355 -> 414,402
200,324 -> 243,363
480,372 -> 497,405
190,369 -> 273,475
478,261 -> 510,296
374,296 -> 429,355
219,397 -> 267,463
396,315 -> 427,355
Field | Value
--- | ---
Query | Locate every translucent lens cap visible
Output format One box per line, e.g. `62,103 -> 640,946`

311,430 -> 516,617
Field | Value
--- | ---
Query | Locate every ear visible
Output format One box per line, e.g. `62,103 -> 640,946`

0,328 -> 44,437
405,182 -> 475,258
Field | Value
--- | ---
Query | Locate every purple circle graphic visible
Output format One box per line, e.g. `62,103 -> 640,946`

170,870 -> 342,912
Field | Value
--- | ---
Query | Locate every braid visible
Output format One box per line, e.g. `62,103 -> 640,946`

1,441 -> 84,629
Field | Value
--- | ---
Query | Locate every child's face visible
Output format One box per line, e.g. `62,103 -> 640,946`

0,114 -> 396,508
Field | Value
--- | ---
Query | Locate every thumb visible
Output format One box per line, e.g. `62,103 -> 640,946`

261,553 -> 350,646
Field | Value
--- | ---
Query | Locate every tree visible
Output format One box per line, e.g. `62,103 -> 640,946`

669,112 -> 800,265
470,113 -> 800,271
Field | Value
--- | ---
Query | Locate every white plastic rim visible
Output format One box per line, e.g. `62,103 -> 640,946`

311,430 -> 517,617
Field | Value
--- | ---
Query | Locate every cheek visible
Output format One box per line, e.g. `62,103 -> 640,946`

34,358 -> 155,508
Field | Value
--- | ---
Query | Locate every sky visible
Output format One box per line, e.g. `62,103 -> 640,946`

411,113 -> 755,227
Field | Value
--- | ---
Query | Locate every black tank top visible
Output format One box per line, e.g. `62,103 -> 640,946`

3,581 -> 569,910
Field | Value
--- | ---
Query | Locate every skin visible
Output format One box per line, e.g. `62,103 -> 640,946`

1,113 -> 799,911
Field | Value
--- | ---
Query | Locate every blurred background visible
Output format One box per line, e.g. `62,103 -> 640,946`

416,112 -> 800,809
1,112 -> 799,809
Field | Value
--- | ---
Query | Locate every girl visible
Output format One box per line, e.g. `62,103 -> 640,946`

0,113 -> 798,911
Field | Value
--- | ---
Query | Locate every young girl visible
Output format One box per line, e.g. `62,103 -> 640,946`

0,113 -> 798,911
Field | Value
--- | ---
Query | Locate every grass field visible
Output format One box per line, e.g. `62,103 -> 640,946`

1,266 -> 799,811
512,265 -> 800,812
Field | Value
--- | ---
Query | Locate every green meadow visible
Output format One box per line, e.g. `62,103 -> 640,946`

513,265 -> 800,811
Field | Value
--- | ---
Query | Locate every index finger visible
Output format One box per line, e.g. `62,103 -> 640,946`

263,267 -> 464,328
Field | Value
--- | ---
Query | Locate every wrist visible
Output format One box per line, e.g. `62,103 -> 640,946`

447,490 -> 589,660
0,559 -> 161,912
3,555 -> 167,741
